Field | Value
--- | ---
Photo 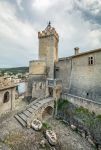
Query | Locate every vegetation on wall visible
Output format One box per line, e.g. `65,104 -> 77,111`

57,99 -> 101,147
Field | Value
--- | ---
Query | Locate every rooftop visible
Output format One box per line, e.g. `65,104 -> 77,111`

59,48 -> 101,61
0,77 -> 17,91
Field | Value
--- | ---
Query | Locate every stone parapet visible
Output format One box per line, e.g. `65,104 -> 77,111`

61,93 -> 101,115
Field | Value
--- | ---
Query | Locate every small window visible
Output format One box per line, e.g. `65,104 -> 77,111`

87,93 -> 89,96
88,56 -> 94,65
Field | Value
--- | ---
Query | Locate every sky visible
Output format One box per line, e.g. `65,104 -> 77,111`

0,0 -> 101,68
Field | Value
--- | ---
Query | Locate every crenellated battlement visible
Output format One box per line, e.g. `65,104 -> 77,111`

38,23 -> 59,41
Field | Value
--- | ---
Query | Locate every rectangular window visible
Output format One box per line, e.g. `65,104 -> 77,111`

88,56 -> 94,65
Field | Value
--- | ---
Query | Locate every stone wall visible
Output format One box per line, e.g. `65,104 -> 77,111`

28,60 -> 46,99
56,50 -> 101,103
0,87 -> 16,115
27,75 -> 46,99
55,57 -> 72,93
29,60 -> 46,75
61,93 -> 101,115
32,80 -> 46,99
69,50 -> 101,102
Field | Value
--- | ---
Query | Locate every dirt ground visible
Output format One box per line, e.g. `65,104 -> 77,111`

0,114 -> 96,150
0,98 -> 96,150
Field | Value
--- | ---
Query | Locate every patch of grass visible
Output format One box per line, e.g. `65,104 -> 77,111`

96,114 -> 101,119
96,115 -> 101,122
75,106 -> 90,114
57,99 -> 69,110
42,122 -> 51,130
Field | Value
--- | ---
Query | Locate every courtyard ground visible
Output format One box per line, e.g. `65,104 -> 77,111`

0,97 -> 96,150
0,114 -> 96,150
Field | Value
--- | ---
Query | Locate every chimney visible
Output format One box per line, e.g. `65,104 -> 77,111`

74,47 -> 79,55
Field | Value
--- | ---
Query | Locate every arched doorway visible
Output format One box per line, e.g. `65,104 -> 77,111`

42,106 -> 53,120
3,91 -> 9,103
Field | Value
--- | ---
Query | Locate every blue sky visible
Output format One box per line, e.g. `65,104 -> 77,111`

0,0 -> 101,67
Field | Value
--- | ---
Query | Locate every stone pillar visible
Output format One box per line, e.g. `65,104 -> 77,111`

11,87 -> 16,110
54,98 -> 58,116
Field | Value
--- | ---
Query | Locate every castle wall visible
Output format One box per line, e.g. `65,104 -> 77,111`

55,58 -> 72,93
56,50 -> 101,103
29,60 -> 46,75
27,75 -> 46,99
32,80 -> 46,99
70,50 -> 101,102
28,60 -> 46,99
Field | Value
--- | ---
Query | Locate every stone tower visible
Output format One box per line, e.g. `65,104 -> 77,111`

38,22 -> 59,78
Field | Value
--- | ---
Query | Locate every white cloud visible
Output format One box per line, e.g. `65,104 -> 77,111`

0,0 -> 101,67
0,1 -> 38,67
16,0 -> 24,10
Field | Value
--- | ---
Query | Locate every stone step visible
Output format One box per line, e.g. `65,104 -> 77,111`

31,105 -> 37,109
18,113 -> 28,122
23,110 -> 32,117
14,97 -> 54,127
15,115 -> 26,127
33,103 -> 39,107
27,107 -> 35,113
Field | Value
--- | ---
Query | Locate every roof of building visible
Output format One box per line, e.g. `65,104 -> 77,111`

59,48 -> 101,61
0,84 -> 17,91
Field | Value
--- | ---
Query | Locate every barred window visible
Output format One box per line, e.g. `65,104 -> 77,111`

88,56 -> 94,65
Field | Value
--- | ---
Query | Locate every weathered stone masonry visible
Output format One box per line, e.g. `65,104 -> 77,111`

28,23 -> 101,114
55,49 -> 101,103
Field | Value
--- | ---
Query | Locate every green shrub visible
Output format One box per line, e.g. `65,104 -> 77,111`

42,122 -> 51,130
57,99 -> 69,110
96,115 -> 101,121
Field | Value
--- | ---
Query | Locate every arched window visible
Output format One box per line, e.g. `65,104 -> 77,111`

3,91 -> 9,103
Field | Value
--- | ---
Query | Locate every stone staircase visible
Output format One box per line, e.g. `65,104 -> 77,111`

15,96 -> 53,127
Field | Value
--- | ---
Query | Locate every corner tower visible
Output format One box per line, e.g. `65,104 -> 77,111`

38,22 -> 59,78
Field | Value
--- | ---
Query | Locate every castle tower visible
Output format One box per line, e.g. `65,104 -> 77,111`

38,22 -> 59,78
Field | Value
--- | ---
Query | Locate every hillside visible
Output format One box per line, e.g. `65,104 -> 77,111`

0,67 -> 29,75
